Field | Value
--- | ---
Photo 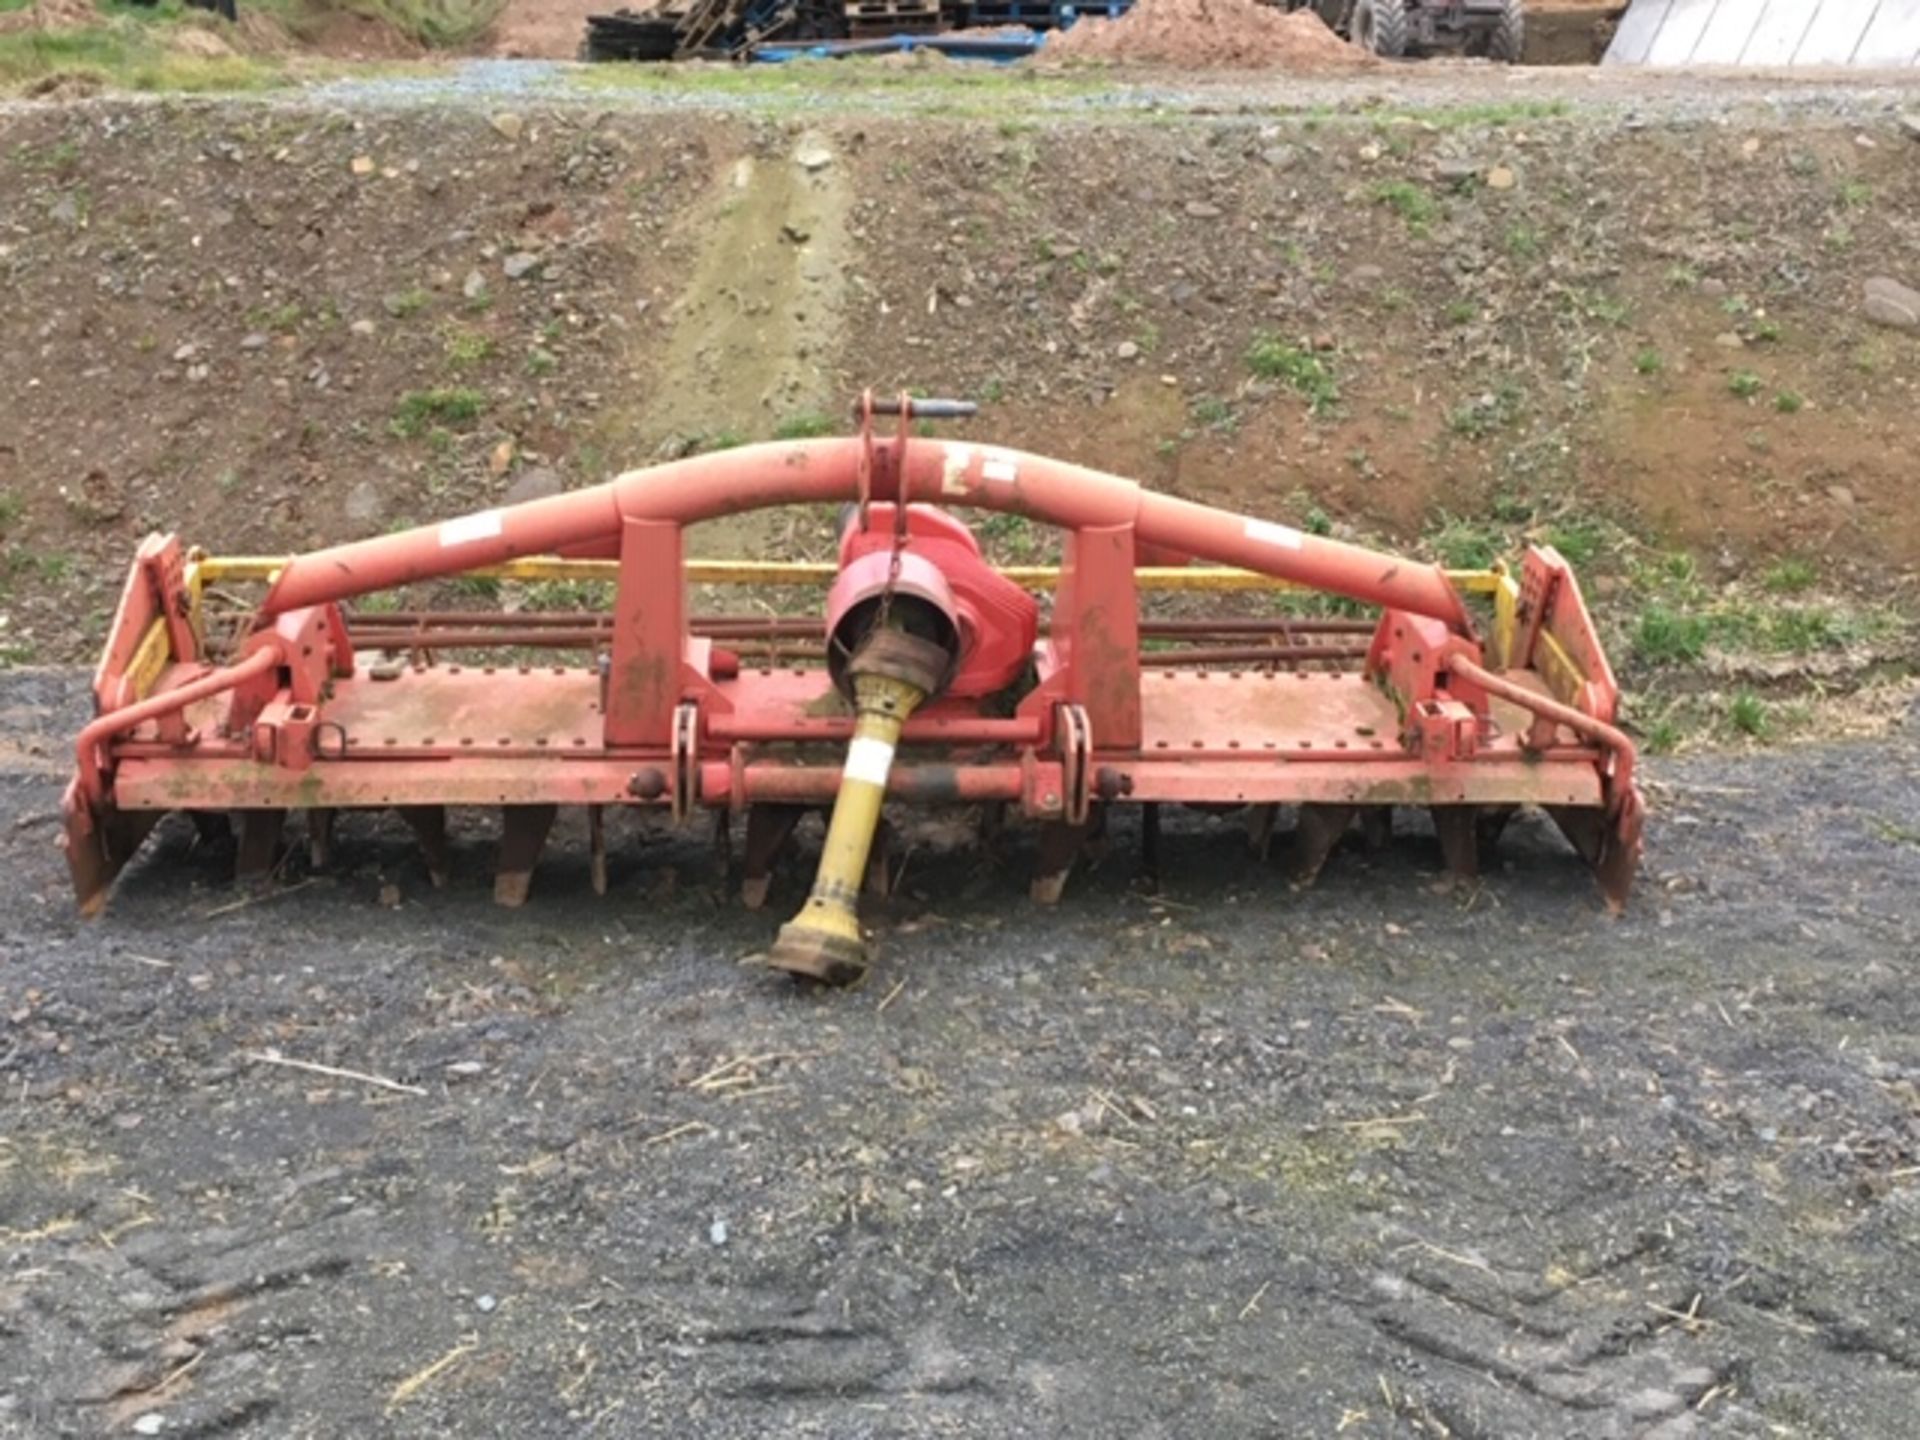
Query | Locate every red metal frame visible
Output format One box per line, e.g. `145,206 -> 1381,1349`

61,399 -> 1643,917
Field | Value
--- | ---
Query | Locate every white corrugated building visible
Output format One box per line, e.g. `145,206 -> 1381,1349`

1605,0 -> 1920,67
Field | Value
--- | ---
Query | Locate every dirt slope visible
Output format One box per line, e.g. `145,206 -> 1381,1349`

1,86 -> 1915,676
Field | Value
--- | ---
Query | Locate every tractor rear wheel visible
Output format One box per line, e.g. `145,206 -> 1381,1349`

1350,0 -> 1410,58
1485,0 -> 1525,62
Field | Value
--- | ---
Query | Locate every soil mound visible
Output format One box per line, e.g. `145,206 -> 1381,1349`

493,0 -> 601,57
1046,0 -> 1372,69
11,0 -> 101,30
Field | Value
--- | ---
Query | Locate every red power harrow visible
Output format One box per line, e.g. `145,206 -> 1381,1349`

64,394 -> 1644,984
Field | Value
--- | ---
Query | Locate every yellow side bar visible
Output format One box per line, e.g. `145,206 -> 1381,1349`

1489,570 -> 1519,671
124,618 -> 173,703
1480,565 -> 1588,700
193,553 -> 1506,597
1535,631 -> 1587,707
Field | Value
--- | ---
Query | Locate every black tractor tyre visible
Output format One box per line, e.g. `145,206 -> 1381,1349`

1350,0 -> 1410,58
1485,0 -> 1525,63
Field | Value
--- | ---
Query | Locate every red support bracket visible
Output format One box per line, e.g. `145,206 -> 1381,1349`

1514,546 -> 1622,723
603,517 -> 730,748
1022,523 -> 1143,750
1367,611 -> 1490,758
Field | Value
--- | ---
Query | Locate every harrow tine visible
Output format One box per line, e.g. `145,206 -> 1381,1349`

189,810 -> 232,852
1430,806 -> 1479,882
234,809 -> 285,883
1547,805 -> 1638,915
977,802 -> 1006,845
307,809 -> 335,871
863,817 -> 900,899
1031,813 -> 1098,904
71,809 -> 161,919
1547,805 -> 1601,867
396,805 -> 451,889
1245,804 -> 1277,861
494,804 -> 557,908
1292,803 -> 1356,886
589,805 -> 608,897
741,805 -> 807,910
1360,806 -> 1393,852
1476,805 -> 1517,857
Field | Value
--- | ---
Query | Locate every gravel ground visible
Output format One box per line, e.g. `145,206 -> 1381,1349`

2,669 -> 1917,1438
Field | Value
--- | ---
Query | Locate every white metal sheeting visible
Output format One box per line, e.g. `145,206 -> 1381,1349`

1604,0 -> 1920,66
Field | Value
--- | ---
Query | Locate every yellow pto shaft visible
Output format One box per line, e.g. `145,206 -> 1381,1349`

764,626 -> 951,986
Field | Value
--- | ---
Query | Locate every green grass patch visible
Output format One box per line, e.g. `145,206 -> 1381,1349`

1566,287 -> 1630,328
1376,99 -> 1570,130
972,511 -> 1051,564
1504,223 -> 1541,259
442,327 -> 495,369
246,301 -> 304,335
1446,380 -> 1525,441
446,574 -> 501,602
1835,179 -> 1873,210
1633,603 -> 1710,665
1728,691 -> 1768,738
521,578 -> 607,609
1727,370 -> 1763,400
1632,590 -> 1902,669
1641,712 -> 1685,755
1762,557 -> 1816,594
1190,394 -> 1237,433
1424,513 -> 1507,570
0,20 -> 287,94
1245,335 -> 1338,416
1539,516 -> 1615,568
1869,816 -> 1920,849
772,411 -> 836,441
1372,180 -> 1438,233
1634,347 -> 1664,376
565,58 -> 1109,115
339,0 -> 504,46
390,387 -> 487,439
384,287 -> 432,320
1772,389 -> 1803,414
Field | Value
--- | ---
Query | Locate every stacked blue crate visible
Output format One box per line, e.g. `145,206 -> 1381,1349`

962,0 -> 1129,30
